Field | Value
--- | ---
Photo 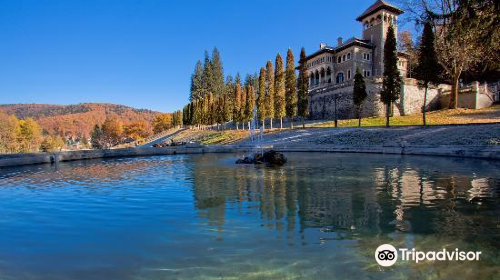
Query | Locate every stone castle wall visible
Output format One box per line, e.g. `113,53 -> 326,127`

308,78 -> 445,120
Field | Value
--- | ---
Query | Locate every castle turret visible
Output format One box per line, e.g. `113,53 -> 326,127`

357,0 -> 403,76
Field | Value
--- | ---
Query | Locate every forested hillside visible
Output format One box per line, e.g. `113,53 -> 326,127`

0,103 -> 161,138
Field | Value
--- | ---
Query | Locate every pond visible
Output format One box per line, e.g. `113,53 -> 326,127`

0,153 -> 499,280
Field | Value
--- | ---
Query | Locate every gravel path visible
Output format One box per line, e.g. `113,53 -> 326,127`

236,124 -> 500,147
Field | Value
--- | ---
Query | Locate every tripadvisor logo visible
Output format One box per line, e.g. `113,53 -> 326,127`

375,244 -> 482,267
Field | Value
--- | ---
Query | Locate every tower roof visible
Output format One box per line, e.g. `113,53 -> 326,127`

356,0 -> 404,22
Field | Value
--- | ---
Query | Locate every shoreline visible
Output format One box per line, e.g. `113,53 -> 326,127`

0,143 -> 498,168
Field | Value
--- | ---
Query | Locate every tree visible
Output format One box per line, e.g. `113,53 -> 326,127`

202,50 -> 213,98
152,113 -> 172,133
101,118 -> 123,148
90,124 -> 104,149
233,80 -> 243,129
285,48 -> 298,128
17,118 -> 42,152
0,113 -> 19,153
265,61 -> 275,129
257,67 -> 267,128
414,21 -> 442,126
40,135 -> 65,152
380,25 -> 402,127
211,47 -> 225,96
123,120 -> 152,140
240,83 -> 247,129
297,48 -> 310,128
244,85 -> 255,128
190,60 -> 204,101
274,54 -> 286,129
398,31 -> 418,78
353,68 -> 368,127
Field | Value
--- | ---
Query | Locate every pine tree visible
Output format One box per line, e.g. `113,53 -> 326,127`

274,54 -> 286,129
211,47 -> 225,96
245,85 -> 255,128
265,61 -> 275,129
297,48 -> 310,128
222,93 -> 231,128
285,48 -> 297,128
257,67 -> 267,129
233,80 -> 242,129
414,21 -> 441,126
90,124 -> 103,149
190,60 -> 204,101
353,68 -> 367,127
380,25 -> 402,127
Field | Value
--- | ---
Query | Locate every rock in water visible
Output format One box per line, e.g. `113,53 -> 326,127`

262,150 -> 287,166
235,150 -> 287,166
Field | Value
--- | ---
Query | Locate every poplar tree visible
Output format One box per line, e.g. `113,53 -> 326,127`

353,68 -> 367,127
274,54 -> 286,129
190,60 -> 204,101
265,61 -> 275,129
285,48 -> 297,128
297,48 -> 309,128
414,21 -> 441,126
240,83 -> 247,129
211,47 -> 225,96
380,25 -> 402,127
257,67 -> 267,129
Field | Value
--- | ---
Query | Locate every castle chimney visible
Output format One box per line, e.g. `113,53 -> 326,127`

320,43 -> 326,49
337,37 -> 343,46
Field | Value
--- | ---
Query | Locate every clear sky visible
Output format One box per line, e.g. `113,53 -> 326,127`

0,0 -> 411,112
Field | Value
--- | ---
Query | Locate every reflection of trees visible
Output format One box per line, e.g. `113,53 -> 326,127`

191,154 -> 500,246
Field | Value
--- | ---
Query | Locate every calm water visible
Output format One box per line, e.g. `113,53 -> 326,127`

0,153 -> 499,280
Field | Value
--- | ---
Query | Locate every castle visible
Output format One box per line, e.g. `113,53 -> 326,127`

302,0 -> 443,119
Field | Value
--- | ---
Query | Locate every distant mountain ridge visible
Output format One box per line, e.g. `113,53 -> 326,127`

0,103 -> 161,138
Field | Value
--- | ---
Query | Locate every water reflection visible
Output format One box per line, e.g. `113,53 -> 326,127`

0,153 -> 498,279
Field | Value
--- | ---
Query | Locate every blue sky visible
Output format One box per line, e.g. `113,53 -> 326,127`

0,0 -> 411,112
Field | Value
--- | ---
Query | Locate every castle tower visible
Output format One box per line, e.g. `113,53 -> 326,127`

356,0 -> 403,76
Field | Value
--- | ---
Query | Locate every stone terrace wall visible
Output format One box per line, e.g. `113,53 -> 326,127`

308,78 -> 446,120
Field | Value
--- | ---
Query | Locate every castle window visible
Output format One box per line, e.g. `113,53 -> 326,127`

363,70 -> 371,77
363,53 -> 371,60
342,55 -> 346,62
347,70 -> 351,80
347,53 -> 351,60
337,57 -> 341,63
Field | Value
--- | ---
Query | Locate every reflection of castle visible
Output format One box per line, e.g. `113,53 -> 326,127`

301,0 -> 443,120
191,154 -> 499,243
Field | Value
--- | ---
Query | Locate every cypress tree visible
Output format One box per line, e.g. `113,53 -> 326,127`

285,48 -> 297,128
353,68 -> 367,127
380,25 -> 402,127
222,93 -> 231,129
245,85 -> 255,129
240,82 -> 247,129
274,54 -> 286,129
211,47 -> 225,96
233,81 -> 242,130
202,50 -> 213,98
257,67 -> 267,129
414,21 -> 441,126
190,60 -> 204,101
297,48 -> 309,128
265,61 -> 275,129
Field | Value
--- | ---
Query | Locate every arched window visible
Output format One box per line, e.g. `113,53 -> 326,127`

347,53 -> 351,60
315,70 -> 320,85
310,75 -> 314,87
336,73 -> 344,84
326,67 -> 332,83
320,68 -> 325,84
337,56 -> 341,63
